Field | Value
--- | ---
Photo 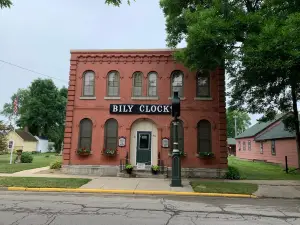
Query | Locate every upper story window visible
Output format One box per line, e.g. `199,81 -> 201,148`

107,71 -> 120,97
78,118 -> 93,149
148,72 -> 157,97
132,72 -> 143,97
171,70 -> 183,97
82,71 -> 95,96
196,70 -> 210,97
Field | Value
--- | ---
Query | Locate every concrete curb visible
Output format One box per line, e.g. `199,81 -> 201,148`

5,187 -> 257,198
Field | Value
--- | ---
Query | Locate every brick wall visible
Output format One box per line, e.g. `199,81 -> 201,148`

63,50 -> 227,169
236,137 -> 298,168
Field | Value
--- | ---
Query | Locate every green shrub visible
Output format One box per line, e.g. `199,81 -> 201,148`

151,165 -> 160,171
21,152 -> 33,163
125,164 -> 133,169
224,166 -> 240,180
50,160 -> 62,169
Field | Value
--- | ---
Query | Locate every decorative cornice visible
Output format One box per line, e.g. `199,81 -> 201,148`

76,54 -> 175,64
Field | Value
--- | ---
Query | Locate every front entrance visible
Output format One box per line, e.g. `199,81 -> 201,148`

136,131 -> 152,165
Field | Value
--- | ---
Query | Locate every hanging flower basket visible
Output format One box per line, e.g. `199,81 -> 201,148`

198,152 -> 215,159
76,148 -> 91,156
103,148 -> 117,157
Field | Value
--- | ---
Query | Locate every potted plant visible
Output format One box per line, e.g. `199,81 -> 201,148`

76,147 -> 91,156
125,164 -> 133,174
198,152 -> 215,159
103,148 -> 117,157
151,165 -> 160,175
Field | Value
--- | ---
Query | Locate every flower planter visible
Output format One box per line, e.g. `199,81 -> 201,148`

151,169 -> 159,175
103,149 -> 117,157
126,168 -> 133,174
77,152 -> 91,156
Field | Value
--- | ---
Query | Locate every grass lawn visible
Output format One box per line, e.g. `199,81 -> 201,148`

0,177 -> 90,188
190,181 -> 258,194
229,156 -> 300,180
0,153 -> 61,173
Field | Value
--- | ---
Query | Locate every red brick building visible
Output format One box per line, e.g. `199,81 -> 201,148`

236,114 -> 299,168
62,49 -> 227,177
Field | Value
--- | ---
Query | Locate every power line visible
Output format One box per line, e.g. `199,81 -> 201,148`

0,59 -> 68,83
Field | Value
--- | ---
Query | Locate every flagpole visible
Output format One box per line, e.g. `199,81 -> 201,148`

9,125 -> 14,165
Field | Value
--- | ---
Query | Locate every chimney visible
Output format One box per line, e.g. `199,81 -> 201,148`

24,126 -> 29,132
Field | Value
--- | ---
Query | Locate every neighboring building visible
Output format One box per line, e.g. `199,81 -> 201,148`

35,136 -> 49,153
7,129 -> 38,152
62,49 -> 227,178
236,114 -> 299,168
227,138 -> 236,156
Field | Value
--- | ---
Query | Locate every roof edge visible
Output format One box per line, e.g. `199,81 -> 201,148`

70,48 -> 183,53
235,114 -> 287,139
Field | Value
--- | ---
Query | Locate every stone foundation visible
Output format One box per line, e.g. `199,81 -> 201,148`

62,165 -> 119,176
62,165 -> 227,178
167,167 -> 227,178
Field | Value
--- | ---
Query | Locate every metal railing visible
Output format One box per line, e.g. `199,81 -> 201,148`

158,152 -> 165,175
119,152 -> 129,172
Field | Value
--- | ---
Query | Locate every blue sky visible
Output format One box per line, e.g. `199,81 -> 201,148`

0,0 -> 261,126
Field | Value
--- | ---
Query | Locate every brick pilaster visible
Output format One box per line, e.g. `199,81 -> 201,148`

217,67 -> 228,167
63,56 -> 77,165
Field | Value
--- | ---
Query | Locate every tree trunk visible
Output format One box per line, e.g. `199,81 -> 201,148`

291,84 -> 300,169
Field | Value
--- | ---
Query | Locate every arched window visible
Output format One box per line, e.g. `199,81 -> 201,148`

132,72 -> 143,97
170,120 -> 184,153
78,118 -> 93,149
107,71 -> 120,97
148,72 -> 157,97
171,70 -> 184,97
104,119 -> 118,150
82,71 -> 95,96
196,70 -> 210,97
197,120 -> 212,153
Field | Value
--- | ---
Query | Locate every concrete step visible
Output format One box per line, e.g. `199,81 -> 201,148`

117,170 -> 167,179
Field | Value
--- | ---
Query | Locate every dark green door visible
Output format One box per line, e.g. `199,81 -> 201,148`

136,131 -> 152,165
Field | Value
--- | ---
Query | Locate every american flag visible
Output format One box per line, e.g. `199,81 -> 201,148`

13,96 -> 18,115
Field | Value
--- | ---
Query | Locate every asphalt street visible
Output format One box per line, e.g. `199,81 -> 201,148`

0,192 -> 299,225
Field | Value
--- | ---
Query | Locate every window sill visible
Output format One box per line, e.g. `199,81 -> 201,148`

194,97 -> 212,101
80,96 -> 96,100
168,97 -> 186,101
104,96 -> 121,100
131,96 -> 159,100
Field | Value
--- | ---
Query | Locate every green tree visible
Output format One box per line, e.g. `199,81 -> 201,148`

107,0 -> 300,167
226,110 -> 251,138
2,89 -> 30,119
1,79 -> 67,151
0,0 -> 12,8
229,8 -> 300,168
105,0 -> 133,6
0,121 -> 11,153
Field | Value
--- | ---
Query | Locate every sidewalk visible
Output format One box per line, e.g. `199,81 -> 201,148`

1,167 -> 300,198
80,177 -> 193,192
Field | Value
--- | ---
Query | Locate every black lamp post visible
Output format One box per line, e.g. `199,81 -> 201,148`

170,91 -> 182,187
